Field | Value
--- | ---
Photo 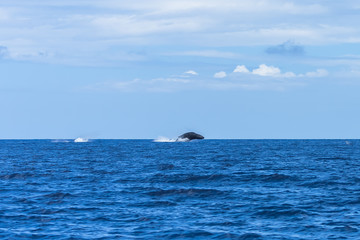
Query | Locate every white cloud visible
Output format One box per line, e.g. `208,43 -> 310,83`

233,65 -> 249,73
184,70 -> 198,75
252,64 -> 281,77
214,71 -> 227,78
233,64 -> 328,79
283,72 -> 297,78
305,69 -> 328,77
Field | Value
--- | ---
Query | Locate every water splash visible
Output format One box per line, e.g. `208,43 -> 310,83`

176,137 -> 189,142
74,138 -> 89,143
153,136 -> 191,142
153,137 -> 177,142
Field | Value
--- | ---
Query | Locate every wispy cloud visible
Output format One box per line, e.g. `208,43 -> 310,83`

0,45 -> 9,58
1,0 -> 360,72
232,64 -> 327,78
91,15 -> 204,36
165,50 -> 241,59
304,69 -> 328,78
96,1 -> 327,15
266,40 -> 305,56
184,70 -> 198,75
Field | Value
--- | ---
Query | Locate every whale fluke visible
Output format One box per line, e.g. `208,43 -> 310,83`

177,132 -> 204,141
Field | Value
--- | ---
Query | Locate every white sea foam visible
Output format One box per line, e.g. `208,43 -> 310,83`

153,137 -> 177,142
74,138 -> 89,143
153,136 -> 190,142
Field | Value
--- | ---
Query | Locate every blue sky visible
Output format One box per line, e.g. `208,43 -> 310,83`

1,0 -> 360,139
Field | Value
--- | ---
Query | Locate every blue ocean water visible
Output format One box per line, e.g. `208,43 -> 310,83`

1,140 -> 360,239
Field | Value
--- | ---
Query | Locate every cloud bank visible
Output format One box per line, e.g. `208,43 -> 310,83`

88,64 -> 329,93
231,64 -> 327,78
0,0 -> 360,65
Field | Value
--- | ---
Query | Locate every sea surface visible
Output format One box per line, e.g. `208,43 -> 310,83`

1,140 -> 360,239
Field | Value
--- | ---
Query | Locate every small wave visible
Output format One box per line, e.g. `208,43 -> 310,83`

0,173 -> 33,180
255,209 -> 308,218
130,200 -> 177,207
300,179 -> 347,188
160,230 -> 213,239
254,204 -> 309,219
74,137 -> 89,143
237,233 -> 263,239
147,188 -> 224,197
315,157 -> 351,161
262,173 -> 296,182
163,174 -> 227,183
332,225 -> 359,233
31,208 -> 66,215
43,192 -> 73,200
157,164 -> 175,170
153,137 -> 176,142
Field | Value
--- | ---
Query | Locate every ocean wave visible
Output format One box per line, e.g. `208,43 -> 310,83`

261,173 -> 297,182
150,173 -> 228,183
0,173 -> 34,180
147,188 -> 224,197
130,200 -> 177,207
42,192 -> 73,200
159,230 -> 213,239
254,205 -> 309,218
157,163 -> 175,170
233,172 -> 299,182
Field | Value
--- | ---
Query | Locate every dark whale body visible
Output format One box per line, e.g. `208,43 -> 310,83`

177,132 -> 204,141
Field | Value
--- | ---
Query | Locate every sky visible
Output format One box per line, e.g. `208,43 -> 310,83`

1,0 -> 360,139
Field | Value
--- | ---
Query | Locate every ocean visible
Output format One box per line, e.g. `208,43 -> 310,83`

1,139 -> 360,239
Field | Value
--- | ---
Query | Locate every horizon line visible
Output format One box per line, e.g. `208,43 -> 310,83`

0,138 -> 359,140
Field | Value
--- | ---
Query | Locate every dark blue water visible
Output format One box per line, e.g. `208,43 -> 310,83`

1,140 -> 360,239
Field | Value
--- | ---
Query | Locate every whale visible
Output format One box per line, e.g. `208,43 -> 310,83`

177,132 -> 204,141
